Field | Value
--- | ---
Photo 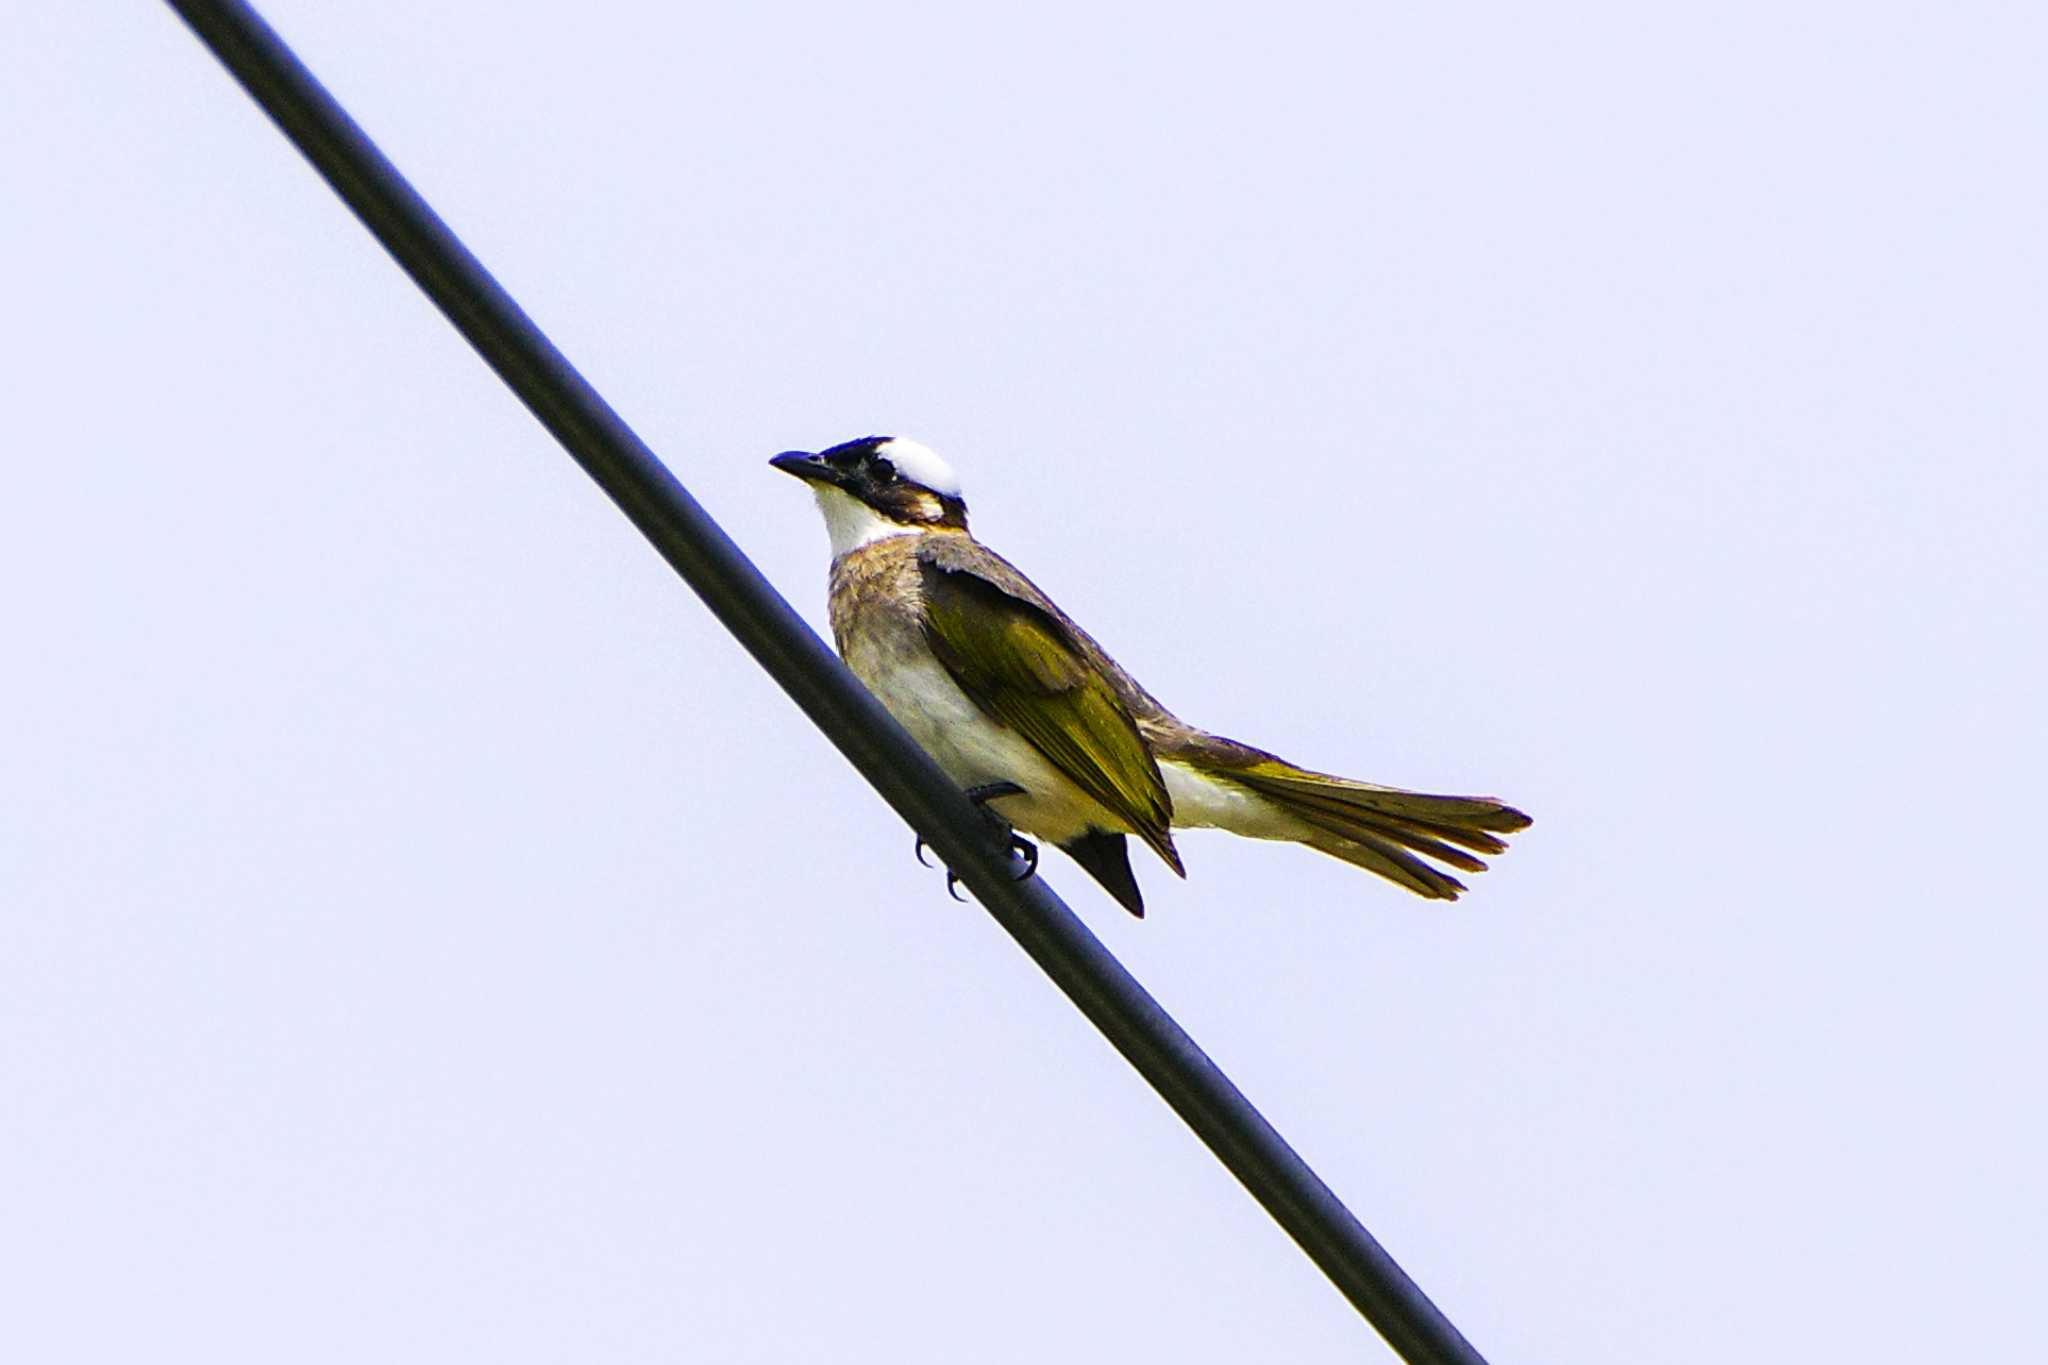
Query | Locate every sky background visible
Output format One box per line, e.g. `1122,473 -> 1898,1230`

5,3 -> 2043,1360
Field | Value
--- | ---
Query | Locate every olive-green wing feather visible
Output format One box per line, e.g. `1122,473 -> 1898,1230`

917,557 -> 1182,873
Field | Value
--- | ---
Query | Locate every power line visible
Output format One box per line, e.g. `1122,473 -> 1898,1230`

161,4 -> 1492,1360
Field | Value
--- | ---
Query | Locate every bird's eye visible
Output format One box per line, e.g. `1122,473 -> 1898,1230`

869,457 -> 898,483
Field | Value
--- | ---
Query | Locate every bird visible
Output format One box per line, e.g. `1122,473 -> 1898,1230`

772,436 -> 1530,916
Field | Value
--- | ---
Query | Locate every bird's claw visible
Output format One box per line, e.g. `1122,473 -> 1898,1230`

913,782 -> 1038,899
963,781 -> 1026,807
942,838 -> 1035,900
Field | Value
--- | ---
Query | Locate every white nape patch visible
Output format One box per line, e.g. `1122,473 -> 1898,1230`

876,438 -> 963,499
814,483 -> 920,558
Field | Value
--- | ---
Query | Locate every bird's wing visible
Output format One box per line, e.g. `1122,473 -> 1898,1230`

916,549 -> 1181,873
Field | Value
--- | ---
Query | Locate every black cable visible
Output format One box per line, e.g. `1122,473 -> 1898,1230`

161,4 -> 1491,1360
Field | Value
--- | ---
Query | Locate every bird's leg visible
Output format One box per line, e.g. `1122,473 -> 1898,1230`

915,782 -> 1039,896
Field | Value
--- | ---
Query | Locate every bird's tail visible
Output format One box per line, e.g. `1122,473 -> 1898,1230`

1209,758 -> 1531,900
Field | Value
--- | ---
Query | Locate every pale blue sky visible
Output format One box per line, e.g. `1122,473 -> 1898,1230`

5,4 -> 2043,1360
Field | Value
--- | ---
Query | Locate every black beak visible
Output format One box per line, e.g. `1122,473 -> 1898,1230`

769,450 -> 842,487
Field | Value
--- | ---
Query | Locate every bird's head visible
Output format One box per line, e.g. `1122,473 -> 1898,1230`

771,436 -> 969,557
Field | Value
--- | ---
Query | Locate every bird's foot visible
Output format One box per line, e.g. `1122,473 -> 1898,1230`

915,782 -> 1025,864
937,835 -> 1038,899
914,782 -> 1039,898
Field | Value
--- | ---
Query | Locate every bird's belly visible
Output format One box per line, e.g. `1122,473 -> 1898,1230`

846,645 -> 1115,845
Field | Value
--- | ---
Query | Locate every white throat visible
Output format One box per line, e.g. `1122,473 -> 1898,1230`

814,484 -> 920,558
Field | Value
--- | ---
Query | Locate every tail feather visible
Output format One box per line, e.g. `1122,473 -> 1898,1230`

1223,760 -> 1531,902
1293,807 -> 1490,875
1250,781 -> 1509,861
1296,821 -> 1475,899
